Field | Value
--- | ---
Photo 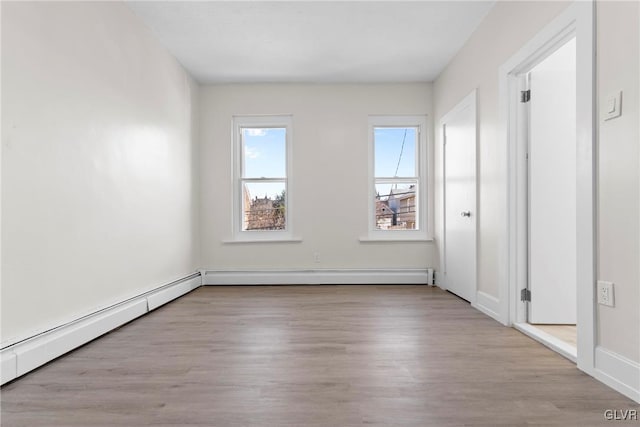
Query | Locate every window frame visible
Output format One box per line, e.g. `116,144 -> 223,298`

232,115 -> 294,241
367,115 -> 430,241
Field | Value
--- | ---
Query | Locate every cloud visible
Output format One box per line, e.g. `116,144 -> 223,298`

245,146 -> 260,159
245,129 -> 267,137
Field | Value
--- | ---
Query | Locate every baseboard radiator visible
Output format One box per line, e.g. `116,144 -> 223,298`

202,268 -> 433,285
0,273 -> 202,385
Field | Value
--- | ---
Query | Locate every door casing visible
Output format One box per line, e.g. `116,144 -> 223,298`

499,1 -> 595,375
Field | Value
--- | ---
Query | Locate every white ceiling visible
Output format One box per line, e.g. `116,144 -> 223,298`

126,1 -> 495,84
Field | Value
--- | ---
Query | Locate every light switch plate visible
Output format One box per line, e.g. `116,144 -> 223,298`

603,91 -> 622,121
597,281 -> 615,307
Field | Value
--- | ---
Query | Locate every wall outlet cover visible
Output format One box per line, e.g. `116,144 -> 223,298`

597,281 -> 615,307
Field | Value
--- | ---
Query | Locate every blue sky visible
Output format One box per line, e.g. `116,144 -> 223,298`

242,128 -> 287,200
374,127 -> 416,178
375,127 -> 417,200
243,128 -> 286,179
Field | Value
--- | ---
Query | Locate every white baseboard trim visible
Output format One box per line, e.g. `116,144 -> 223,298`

147,276 -> 201,311
1,352 -> 17,385
472,291 -> 502,323
0,274 -> 201,385
594,346 -> 640,403
202,269 -> 430,285
513,322 -> 577,363
14,300 -> 148,378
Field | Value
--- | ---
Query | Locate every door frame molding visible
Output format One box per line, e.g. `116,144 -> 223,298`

439,89 -> 478,305
499,1 -> 595,374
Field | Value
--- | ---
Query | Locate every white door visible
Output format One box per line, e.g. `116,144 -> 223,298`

443,91 -> 477,303
527,37 -> 577,324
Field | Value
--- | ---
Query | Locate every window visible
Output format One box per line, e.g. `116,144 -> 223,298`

368,116 -> 428,240
233,115 -> 293,240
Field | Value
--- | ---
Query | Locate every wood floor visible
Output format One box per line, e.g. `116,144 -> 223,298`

1,285 -> 637,426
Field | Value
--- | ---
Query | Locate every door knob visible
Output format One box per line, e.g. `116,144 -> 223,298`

461,211 -> 471,217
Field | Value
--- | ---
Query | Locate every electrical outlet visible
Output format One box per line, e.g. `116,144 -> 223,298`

597,281 -> 615,307
313,252 -> 320,263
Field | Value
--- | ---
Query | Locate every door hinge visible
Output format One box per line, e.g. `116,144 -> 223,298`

520,288 -> 531,302
520,90 -> 531,103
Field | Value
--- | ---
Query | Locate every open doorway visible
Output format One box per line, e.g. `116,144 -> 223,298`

501,2 -> 596,369
521,37 -> 578,359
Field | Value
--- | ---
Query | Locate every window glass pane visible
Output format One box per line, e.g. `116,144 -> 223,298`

243,128 -> 286,178
242,181 -> 286,231
374,127 -> 416,177
375,182 -> 417,230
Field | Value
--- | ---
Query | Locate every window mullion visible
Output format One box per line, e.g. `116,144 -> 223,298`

241,178 -> 286,183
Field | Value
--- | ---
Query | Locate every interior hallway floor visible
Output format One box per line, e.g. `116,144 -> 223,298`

1,285 -> 637,426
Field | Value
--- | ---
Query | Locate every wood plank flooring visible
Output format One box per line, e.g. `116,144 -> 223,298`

1,285 -> 638,426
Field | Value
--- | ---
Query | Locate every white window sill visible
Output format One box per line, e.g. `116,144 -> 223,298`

359,236 -> 433,243
223,238 -> 303,244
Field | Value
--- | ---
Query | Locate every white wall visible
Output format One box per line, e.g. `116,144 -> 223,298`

434,0 -> 639,365
433,0 -> 571,298
200,84 -> 435,271
1,2 -> 200,346
596,0 -> 640,362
